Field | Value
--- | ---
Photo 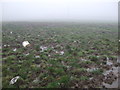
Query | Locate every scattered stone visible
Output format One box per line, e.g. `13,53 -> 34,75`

60,51 -> 64,55
87,68 -> 99,72
4,45 -> 7,47
13,48 -> 17,52
22,41 -> 30,47
40,46 -> 47,52
35,55 -> 40,58
33,77 -> 39,84
48,54 -> 51,57
74,41 -> 77,43
25,53 -> 30,56
10,32 -> 12,34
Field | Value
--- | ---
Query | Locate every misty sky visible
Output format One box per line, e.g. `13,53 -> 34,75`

1,0 -> 118,22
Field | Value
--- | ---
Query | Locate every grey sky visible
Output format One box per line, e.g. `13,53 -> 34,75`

1,0 -> 118,22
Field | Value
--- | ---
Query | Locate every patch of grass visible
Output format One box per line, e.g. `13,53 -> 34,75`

88,55 -> 99,62
2,22 -> 117,88
91,69 -> 103,75
46,81 -> 60,88
72,68 -> 87,74
108,56 -> 117,60
47,67 -> 65,75
81,60 -> 93,64
69,62 -> 80,68
80,76 -> 89,81
77,51 -> 84,57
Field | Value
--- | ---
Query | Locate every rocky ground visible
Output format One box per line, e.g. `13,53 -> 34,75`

2,22 -> 118,88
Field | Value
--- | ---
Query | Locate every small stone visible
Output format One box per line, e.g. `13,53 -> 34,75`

10,76 -> 20,85
13,48 -> 17,52
22,41 -> 30,47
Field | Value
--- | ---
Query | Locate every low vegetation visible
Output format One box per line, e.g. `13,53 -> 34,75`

2,22 -> 118,88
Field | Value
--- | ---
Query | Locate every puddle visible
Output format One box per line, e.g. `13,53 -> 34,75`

102,56 -> 119,88
103,78 -> 118,88
117,57 -> 120,63
102,66 -> 118,88
103,66 -> 118,76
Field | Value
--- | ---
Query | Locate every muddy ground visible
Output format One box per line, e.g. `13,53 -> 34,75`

2,22 -> 119,88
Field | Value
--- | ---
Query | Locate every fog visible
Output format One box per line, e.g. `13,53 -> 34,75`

1,0 -> 118,22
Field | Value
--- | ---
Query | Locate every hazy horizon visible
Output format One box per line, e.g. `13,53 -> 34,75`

1,0 -> 118,22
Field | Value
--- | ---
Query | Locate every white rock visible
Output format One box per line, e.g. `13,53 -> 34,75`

4,45 -> 7,47
81,58 -> 89,61
60,51 -> 64,55
10,32 -> 12,34
51,46 -> 54,49
106,60 -> 113,65
86,68 -> 99,72
35,56 -> 40,58
13,48 -> 17,52
74,41 -> 77,43
40,46 -> 47,52
10,76 -> 20,85
55,50 -> 59,54
25,53 -> 30,56
106,57 -> 113,65
33,77 -> 39,83
89,77 -> 93,80
22,41 -> 30,47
